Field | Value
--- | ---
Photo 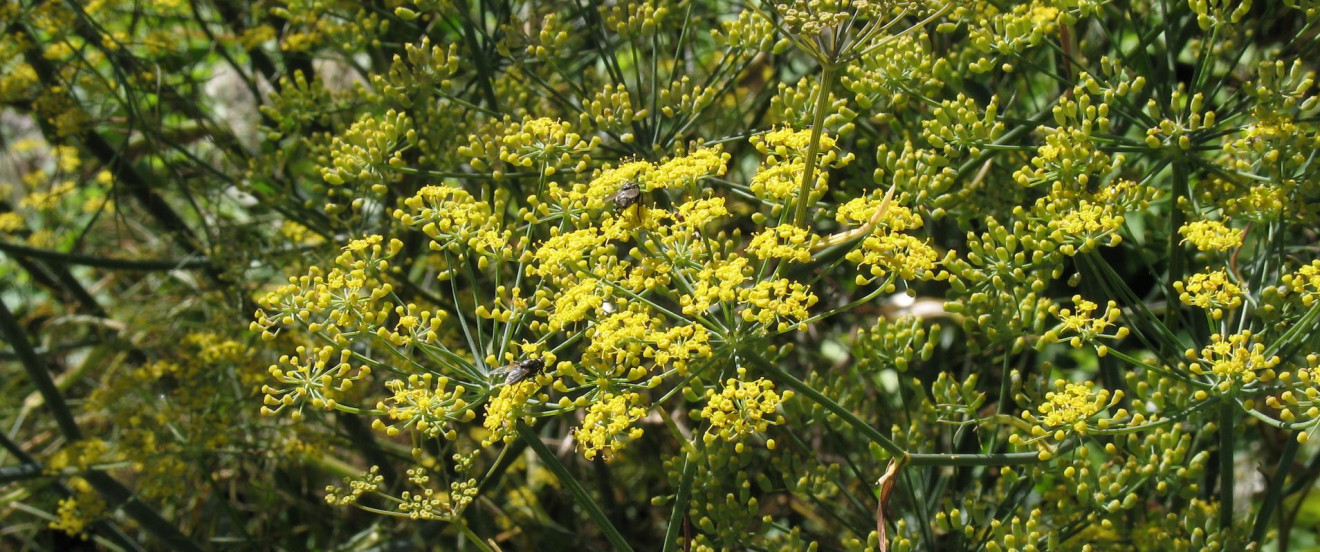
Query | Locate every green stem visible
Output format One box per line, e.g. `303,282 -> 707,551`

0,240 -> 213,271
515,421 -> 635,551
1250,430 -> 1300,544
1219,399 -> 1236,532
792,63 -> 837,228
662,453 -> 698,552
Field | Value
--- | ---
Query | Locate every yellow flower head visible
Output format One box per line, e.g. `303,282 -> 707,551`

651,147 -> 729,190
1174,269 -> 1243,319
700,375 -> 786,445
1187,331 -> 1281,392
746,224 -> 817,263
575,392 -> 648,461
1178,219 -> 1242,252
1028,380 -> 1113,443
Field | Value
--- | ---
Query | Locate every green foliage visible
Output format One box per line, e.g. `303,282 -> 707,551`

2,0 -> 1320,550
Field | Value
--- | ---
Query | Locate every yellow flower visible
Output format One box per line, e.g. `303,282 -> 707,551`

483,375 -> 550,446
530,227 -> 608,282
375,374 -> 475,439
587,160 -> 653,207
746,224 -> 816,263
739,277 -> 818,332
575,392 -> 648,460
1047,200 -> 1125,255
651,147 -> 729,190
1187,331 -> 1281,392
1283,260 -> 1320,306
1038,382 -> 1103,428
582,308 -> 663,381
548,278 -> 605,332
652,323 -> 713,375
1174,269 -> 1243,319
672,197 -> 729,232
1046,295 -> 1126,348
396,186 -> 508,256
749,160 -> 805,201
683,255 -> 750,316
1178,219 -> 1242,252
846,232 -> 942,282
699,375 -> 786,444
756,127 -> 836,157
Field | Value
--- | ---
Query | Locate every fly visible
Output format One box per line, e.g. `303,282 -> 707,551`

493,358 -> 545,386
611,181 -> 642,210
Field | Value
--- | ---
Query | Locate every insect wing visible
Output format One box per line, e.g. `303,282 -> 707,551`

496,358 -> 544,386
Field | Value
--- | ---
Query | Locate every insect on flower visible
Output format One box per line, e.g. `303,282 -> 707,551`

492,358 -> 545,386
611,181 -> 642,210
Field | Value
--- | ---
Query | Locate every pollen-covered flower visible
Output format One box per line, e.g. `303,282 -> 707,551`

1046,200 -> 1125,255
548,278 -> 606,332
1022,380 -> 1117,449
652,323 -> 713,375
699,375 -> 787,446
749,160 -> 805,201
835,196 -> 922,231
396,185 -> 508,256
582,308 -> 664,381
1187,331 -> 1281,392
847,232 -> 942,282
374,374 -> 475,439
1175,269 -> 1244,319
651,147 -> 729,190
482,376 -> 550,446
1044,296 -> 1127,348
530,227 -> 609,282
587,159 -> 653,207
746,224 -> 816,263
739,277 -> 818,332
672,197 -> 729,232
683,255 -> 750,316
1178,219 -> 1242,252
575,392 -> 648,461
1283,260 -> 1320,307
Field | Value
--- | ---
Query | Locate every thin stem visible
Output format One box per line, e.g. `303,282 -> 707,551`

793,63 -> 837,228
1250,431 -> 1300,544
1219,399 -> 1236,532
662,452 -> 698,552
515,421 -> 635,551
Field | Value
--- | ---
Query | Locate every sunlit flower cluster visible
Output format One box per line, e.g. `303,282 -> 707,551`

1175,269 -> 1244,319
374,374 -> 476,439
1187,332 -> 1281,392
1179,219 -> 1243,252
699,374 -> 788,448
1044,296 -> 1128,349
575,392 -> 648,460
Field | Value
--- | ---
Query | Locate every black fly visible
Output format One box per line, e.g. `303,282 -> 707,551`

493,358 -> 545,386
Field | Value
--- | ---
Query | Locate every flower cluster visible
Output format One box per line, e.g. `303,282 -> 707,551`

1186,332 -> 1281,393
575,392 -> 649,460
1179,219 -> 1243,252
1175,269 -> 1244,319
699,374 -> 788,449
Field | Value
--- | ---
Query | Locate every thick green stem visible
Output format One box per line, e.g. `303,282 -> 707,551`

792,63 -> 837,228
